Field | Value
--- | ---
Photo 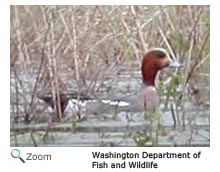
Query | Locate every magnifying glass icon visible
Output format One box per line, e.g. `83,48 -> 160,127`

11,149 -> 25,163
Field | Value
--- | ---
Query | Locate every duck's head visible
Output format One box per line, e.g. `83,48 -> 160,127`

141,48 -> 181,86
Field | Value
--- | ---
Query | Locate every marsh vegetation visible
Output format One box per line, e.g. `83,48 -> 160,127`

10,5 -> 209,146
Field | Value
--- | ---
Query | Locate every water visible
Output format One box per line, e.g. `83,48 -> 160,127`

10,62 -> 210,147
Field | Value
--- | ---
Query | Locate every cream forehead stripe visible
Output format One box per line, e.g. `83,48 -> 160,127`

148,48 -> 171,61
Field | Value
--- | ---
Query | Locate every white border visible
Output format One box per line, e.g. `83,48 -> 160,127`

1,1 -> 219,172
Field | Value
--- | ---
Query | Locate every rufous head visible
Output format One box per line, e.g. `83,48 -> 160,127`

141,48 -> 176,86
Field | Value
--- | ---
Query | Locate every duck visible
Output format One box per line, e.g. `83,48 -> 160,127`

75,48 -> 182,117
36,91 -> 92,121
37,48 -> 181,121
114,47 -> 181,113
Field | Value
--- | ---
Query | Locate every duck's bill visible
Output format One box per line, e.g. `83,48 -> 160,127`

169,60 -> 183,68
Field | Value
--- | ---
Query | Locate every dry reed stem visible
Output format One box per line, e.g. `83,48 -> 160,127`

130,6 -> 147,54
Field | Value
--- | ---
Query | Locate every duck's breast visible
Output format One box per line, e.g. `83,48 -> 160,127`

140,86 -> 159,112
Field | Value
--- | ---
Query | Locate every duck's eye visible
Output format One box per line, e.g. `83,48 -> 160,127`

169,53 -> 174,59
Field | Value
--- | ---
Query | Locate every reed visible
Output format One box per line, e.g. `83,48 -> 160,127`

10,5 -> 209,146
